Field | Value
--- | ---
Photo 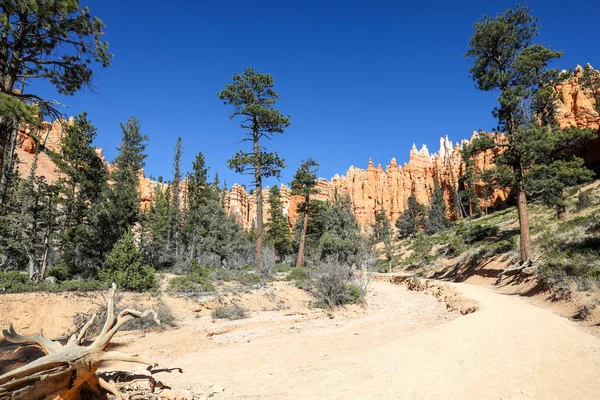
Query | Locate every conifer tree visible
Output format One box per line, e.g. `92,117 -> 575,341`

93,117 -> 147,262
141,184 -> 172,267
291,159 -> 319,268
373,207 -> 393,272
266,185 -> 292,261
580,64 -> 600,115
170,137 -> 183,258
396,194 -> 425,239
51,113 -> 107,270
219,67 -> 291,270
0,1 -> 111,175
465,5 -> 563,262
99,230 -> 157,292
525,126 -> 596,219
185,152 -> 210,260
424,180 -> 447,235
2,154 -> 58,280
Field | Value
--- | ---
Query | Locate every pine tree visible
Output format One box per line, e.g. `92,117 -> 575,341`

50,113 -> 107,271
219,67 -> 291,270
396,194 -> 425,239
94,117 -> 148,263
580,64 -> 600,115
291,159 -> 319,268
266,185 -> 292,261
465,5 -> 563,262
141,184 -> 172,267
424,180 -> 447,235
526,126 -> 596,219
170,137 -> 183,258
185,152 -> 210,260
3,154 -> 58,280
0,1 -> 112,174
459,144 -> 481,217
196,188 -> 245,268
373,207 -> 393,272
99,230 -> 157,292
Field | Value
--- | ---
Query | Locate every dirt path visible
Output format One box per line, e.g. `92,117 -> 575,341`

107,280 -> 600,399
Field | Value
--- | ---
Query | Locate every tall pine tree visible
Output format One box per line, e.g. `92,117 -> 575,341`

219,67 -> 291,270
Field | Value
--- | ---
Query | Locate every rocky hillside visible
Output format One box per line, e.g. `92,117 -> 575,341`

14,65 -> 600,230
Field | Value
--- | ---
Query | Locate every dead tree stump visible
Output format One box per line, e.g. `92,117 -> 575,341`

0,283 -> 160,399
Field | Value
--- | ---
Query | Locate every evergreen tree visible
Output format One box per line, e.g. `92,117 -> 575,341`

317,195 -> 361,263
266,185 -> 292,261
219,67 -> 291,270
185,152 -> 210,260
291,159 -> 319,268
170,137 -> 183,257
459,144 -> 481,217
396,194 -> 425,239
465,5 -> 563,262
0,1 -> 111,176
50,113 -> 107,271
424,180 -> 447,235
1,154 -> 58,280
526,126 -> 596,219
196,188 -> 245,268
580,64 -> 600,115
141,184 -> 172,267
99,230 -> 157,292
373,207 -> 393,272
93,117 -> 148,262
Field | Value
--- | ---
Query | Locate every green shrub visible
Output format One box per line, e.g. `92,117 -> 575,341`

47,263 -> 73,282
576,190 -> 595,211
0,271 -> 31,292
98,231 -> 157,292
212,304 -> 248,320
285,267 -> 313,289
275,264 -> 292,273
0,271 -> 108,293
344,283 -> 363,304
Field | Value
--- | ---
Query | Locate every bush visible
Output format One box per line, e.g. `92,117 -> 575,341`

576,190 -> 595,211
0,271 -> 108,293
314,260 -> 361,307
168,261 -> 215,294
0,271 -> 30,292
47,263 -> 73,281
99,231 -> 158,292
285,267 -> 313,290
212,304 -> 248,320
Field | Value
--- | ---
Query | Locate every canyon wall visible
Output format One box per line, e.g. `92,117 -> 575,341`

13,65 -> 599,230
224,65 -> 600,230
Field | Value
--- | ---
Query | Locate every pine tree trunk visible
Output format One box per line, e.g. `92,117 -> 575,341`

557,204 -> 567,220
254,130 -> 263,270
296,207 -> 309,268
516,188 -> 532,262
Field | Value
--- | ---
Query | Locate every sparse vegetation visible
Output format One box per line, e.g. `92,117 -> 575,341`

212,304 -> 248,320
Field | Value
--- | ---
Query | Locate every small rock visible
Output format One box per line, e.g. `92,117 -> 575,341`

212,385 -> 224,393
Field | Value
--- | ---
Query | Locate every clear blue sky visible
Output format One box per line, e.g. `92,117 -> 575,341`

32,0 -> 600,188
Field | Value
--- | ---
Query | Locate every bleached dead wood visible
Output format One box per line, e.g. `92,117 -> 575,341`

0,283 -> 159,400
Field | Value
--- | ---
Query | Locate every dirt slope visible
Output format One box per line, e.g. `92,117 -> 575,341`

102,280 -> 600,399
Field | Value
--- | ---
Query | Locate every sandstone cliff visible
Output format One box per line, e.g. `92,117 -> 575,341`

224,65 -> 600,230
13,65 -> 599,230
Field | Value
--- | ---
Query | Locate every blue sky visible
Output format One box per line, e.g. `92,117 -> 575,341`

32,0 -> 600,188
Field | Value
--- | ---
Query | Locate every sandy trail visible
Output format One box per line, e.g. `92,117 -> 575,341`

107,280 -> 600,399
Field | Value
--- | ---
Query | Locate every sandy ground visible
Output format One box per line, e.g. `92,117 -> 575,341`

104,280 -> 600,399
2,279 -> 600,399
